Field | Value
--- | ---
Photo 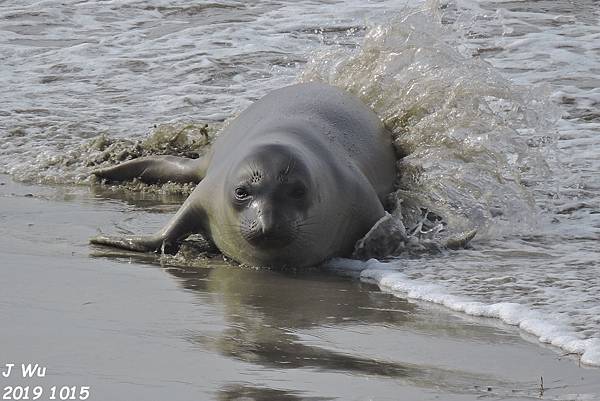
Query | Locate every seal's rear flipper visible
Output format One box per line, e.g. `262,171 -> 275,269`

92,155 -> 209,184
90,234 -> 180,254
445,230 -> 477,250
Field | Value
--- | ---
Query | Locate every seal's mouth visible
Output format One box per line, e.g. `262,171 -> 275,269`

244,231 -> 294,249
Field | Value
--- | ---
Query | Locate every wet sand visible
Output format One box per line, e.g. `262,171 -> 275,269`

1,174 -> 599,401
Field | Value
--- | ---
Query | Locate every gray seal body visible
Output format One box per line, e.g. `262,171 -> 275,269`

91,83 -> 397,268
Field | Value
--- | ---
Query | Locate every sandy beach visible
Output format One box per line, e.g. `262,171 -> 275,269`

2,0 -> 600,399
1,174 -> 598,401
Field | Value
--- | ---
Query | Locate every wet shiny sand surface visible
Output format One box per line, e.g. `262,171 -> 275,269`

1,175 -> 598,400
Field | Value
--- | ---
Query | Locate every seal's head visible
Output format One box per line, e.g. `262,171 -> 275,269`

224,143 -> 319,265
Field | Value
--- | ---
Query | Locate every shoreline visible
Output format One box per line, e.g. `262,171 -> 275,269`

1,174 -> 599,400
327,258 -> 600,368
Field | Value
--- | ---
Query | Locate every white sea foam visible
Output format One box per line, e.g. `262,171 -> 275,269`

327,258 -> 600,366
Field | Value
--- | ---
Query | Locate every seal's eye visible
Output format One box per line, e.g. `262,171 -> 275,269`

234,187 -> 250,200
290,185 -> 306,199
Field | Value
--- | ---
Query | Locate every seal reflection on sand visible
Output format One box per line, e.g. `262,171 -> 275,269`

153,263 -> 526,397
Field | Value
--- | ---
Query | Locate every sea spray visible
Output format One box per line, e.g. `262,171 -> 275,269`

301,3 -> 555,242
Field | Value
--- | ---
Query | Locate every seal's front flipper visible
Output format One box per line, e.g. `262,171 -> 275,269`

90,234 -> 179,254
92,154 -> 210,184
90,183 -> 211,254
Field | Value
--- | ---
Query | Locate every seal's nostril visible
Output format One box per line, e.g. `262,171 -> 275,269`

258,208 -> 276,235
259,219 -> 271,235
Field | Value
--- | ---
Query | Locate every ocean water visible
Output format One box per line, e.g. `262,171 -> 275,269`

1,0 -> 599,367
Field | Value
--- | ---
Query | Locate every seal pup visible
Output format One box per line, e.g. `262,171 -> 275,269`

91,83 -> 397,267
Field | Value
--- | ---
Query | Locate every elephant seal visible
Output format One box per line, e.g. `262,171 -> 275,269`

91,82 -> 397,268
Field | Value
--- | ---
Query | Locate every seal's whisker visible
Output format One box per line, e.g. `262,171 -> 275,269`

295,222 -> 319,228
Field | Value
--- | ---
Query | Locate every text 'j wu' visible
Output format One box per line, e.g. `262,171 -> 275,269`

2,364 -> 47,378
